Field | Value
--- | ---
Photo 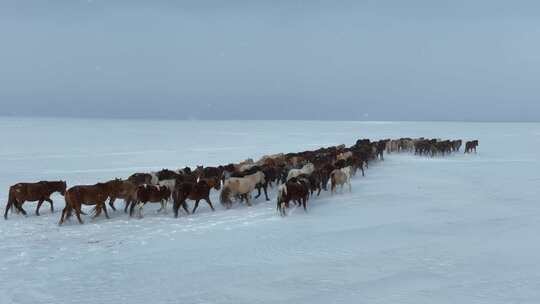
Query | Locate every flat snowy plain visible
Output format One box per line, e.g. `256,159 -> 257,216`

1,118 -> 539,304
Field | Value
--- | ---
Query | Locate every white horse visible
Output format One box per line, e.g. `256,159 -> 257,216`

330,166 -> 352,194
287,163 -> 315,181
220,171 -> 265,208
156,179 -> 177,213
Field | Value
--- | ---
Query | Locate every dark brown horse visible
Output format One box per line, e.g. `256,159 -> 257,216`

58,183 -> 110,225
127,173 -> 154,186
172,180 -> 215,217
4,181 -> 67,219
465,140 -> 479,153
130,184 -> 171,218
276,178 -> 310,216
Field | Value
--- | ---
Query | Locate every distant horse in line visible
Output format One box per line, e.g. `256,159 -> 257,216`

465,140 -> 479,153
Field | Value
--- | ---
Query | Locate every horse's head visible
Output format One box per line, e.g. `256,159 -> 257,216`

58,181 -> 67,196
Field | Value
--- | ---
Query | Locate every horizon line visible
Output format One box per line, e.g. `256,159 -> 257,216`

0,114 -> 539,124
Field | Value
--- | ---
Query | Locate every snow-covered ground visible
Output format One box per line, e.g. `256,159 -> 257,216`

1,118 -> 539,304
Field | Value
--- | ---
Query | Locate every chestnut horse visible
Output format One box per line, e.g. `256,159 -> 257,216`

58,183 -> 110,225
173,180 -> 215,217
4,181 -> 67,219
103,179 -> 137,213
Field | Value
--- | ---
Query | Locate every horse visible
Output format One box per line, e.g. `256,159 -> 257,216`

127,173 -> 157,186
103,178 -> 137,213
465,140 -> 479,153
297,173 -> 323,197
452,140 -> 463,152
4,181 -> 67,219
330,167 -> 352,194
58,183 -> 111,225
220,171 -> 265,208
286,163 -> 315,181
156,169 -> 181,181
234,158 -> 254,172
129,184 -> 171,218
200,175 -> 221,189
276,178 -> 310,216
336,151 -> 353,161
172,180 -> 215,217
375,140 -> 389,160
230,166 -> 270,201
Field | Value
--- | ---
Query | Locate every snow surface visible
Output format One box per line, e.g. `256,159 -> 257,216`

1,118 -> 540,304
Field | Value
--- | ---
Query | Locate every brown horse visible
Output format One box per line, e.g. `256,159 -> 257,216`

103,179 -> 138,213
198,176 -> 222,191
4,181 -> 67,219
58,183 -> 110,225
172,180 -> 215,217
130,184 -> 171,218
127,173 -> 155,185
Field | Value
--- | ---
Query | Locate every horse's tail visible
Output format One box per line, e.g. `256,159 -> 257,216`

220,186 -> 231,207
330,171 -> 337,192
4,187 -> 17,220
277,184 -> 287,203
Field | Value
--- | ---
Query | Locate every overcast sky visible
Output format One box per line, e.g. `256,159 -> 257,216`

1,1 -> 539,121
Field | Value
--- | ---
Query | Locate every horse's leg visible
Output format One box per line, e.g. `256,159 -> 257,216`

138,203 -> 144,218
192,199 -> 200,214
108,197 -> 117,211
246,194 -> 252,206
255,186 -> 262,199
94,204 -> 102,218
4,200 -> 13,220
102,202 -> 110,219
348,180 -> 352,192
205,197 -> 215,211
15,202 -> 27,217
124,199 -> 131,213
58,207 -> 67,225
75,205 -> 84,224
303,197 -> 307,212
163,200 -> 169,214
173,200 -> 180,218
129,201 -> 137,217
35,199 -> 44,216
45,198 -> 54,213
263,184 -> 270,201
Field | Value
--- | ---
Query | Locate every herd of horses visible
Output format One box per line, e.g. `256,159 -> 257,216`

3,138 -> 479,223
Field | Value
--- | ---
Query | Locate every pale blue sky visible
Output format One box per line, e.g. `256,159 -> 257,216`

1,1 -> 539,121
